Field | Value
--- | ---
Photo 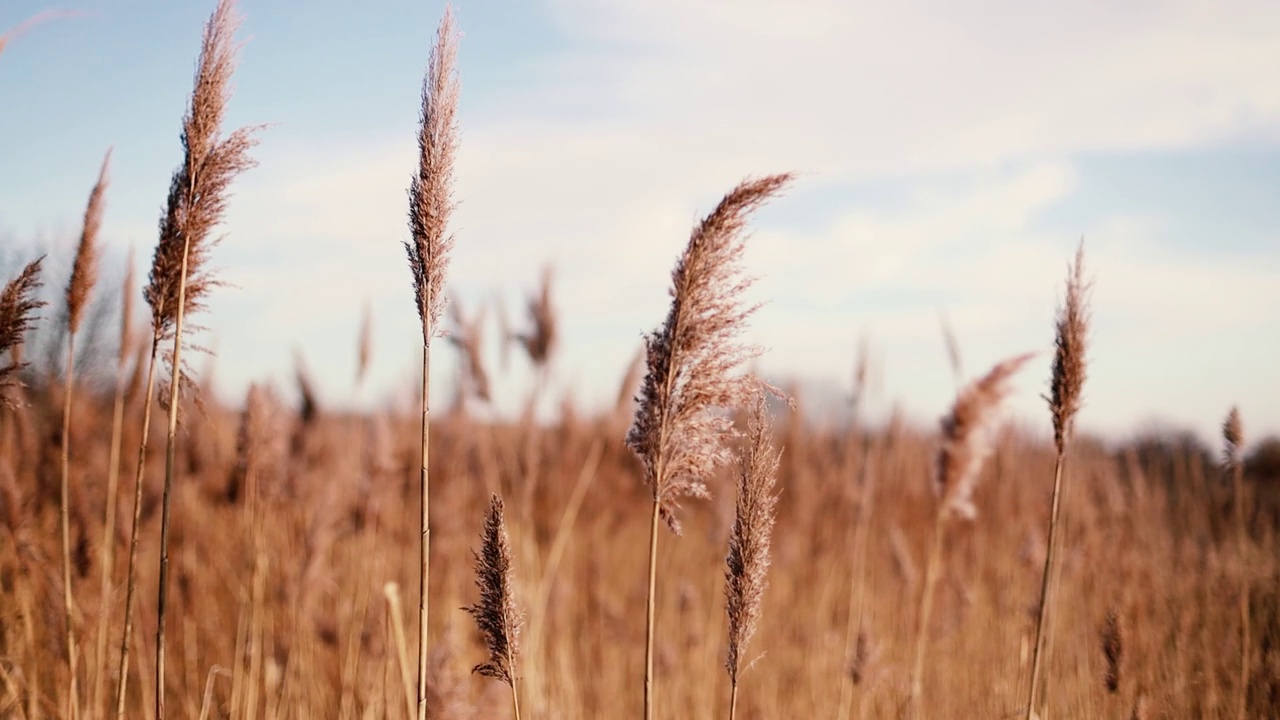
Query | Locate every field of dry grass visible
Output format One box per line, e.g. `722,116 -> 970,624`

2,2 -> 1279,719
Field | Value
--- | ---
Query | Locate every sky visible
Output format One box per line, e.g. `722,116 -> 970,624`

1,0 -> 1278,444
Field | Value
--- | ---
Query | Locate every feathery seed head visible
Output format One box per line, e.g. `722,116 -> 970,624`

356,300 -> 373,387
935,352 -> 1035,520
405,7 -> 460,338
627,173 -> 793,534
0,257 -> 47,407
515,265 -> 558,369
1223,406 -> 1243,464
1102,609 -> 1123,694
67,149 -> 111,334
724,393 -> 780,684
1048,241 -> 1090,452
145,0 -> 258,337
464,494 -> 523,686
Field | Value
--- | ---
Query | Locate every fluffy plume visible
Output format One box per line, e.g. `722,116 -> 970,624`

66,150 -> 111,334
627,173 -> 793,534
447,298 -> 492,404
144,0 -> 258,338
356,300 -> 373,387
1048,242 -> 1090,452
724,394 -> 780,685
935,352 -> 1035,520
1223,406 -> 1243,464
0,257 -> 47,406
464,494 -> 523,685
514,265 -> 558,369
405,7 -> 459,337
1102,609 -> 1122,694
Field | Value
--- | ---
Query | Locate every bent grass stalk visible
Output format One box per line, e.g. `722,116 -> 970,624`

627,174 -> 792,720
910,352 -> 1034,719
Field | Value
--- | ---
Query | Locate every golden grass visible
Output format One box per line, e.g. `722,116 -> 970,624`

1,5 -> 1277,720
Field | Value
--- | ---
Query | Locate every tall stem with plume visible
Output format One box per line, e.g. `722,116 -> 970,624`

1024,244 -> 1090,720
627,173 -> 792,720
909,352 -> 1034,719
58,150 -> 110,720
1224,407 -> 1248,720
404,9 -> 459,719
111,2 -> 257,716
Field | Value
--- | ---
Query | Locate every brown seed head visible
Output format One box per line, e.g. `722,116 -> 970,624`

0,257 -> 47,407
145,0 -> 258,337
1048,241 -> 1090,452
1223,406 -> 1243,465
627,173 -> 793,534
936,352 -> 1035,520
724,393 -> 780,685
356,300 -> 373,387
446,298 -> 491,403
66,149 -> 111,334
514,265 -> 559,369
405,7 -> 460,339
1102,609 -> 1122,694
464,494 -> 523,686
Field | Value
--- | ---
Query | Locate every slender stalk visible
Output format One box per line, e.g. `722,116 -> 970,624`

644,497 -> 661,720
59,333 -> 80,720
837,435 -> 876,720
114,338 -> 161,719
508,657 -> 522,720
93,318 -> 131,719
155,226 -> 194,720
1225,408 -> 1248,720
729,682 -> 739,720
1025,244 -> 1089,719
417,344 -> 431,720
909,512 -> 945,719
1024,452 -> 1067,719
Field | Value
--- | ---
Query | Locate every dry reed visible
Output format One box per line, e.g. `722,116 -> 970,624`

1224,406 -> 1248,720
910,351 -> 1034,718
465,494 -> 524,720
0,257 -> 47,408
111,2 -> 258,716
1025,243 -> 1090,720
404,11 -> 460,717
57,148 -> 110,720
723,394 -> 780,720
628,173 -> 792,720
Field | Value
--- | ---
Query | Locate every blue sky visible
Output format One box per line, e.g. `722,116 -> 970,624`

2,0 -> 1279,442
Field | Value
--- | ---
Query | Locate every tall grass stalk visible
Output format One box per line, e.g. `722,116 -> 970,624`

404,10 -> 460,718
58,149 -> 110,720
1025,244 -> 1090,720
910,352 -> 1034,719
93,248 -> 135,718
1224,407 -> 1248,720
111,2 -> 256,716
